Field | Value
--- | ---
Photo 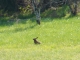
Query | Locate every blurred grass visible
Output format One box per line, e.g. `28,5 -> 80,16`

0,16 -> 80,60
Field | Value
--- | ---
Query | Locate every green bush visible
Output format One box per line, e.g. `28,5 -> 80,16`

41,5 -> 70,18
18,5 -> 33,19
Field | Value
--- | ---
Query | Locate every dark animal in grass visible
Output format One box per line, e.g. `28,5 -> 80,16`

36,20 -> 40,25
33,37 -> 41,44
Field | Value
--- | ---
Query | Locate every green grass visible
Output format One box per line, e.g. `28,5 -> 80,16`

0,16 -> 80,60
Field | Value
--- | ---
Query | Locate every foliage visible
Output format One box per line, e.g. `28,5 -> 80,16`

0,0 -> 18,12
18,5 -> 33,19
41,5 -> 70,18
0,0 -> 79,20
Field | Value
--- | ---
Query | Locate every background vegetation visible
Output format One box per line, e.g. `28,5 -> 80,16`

0,0 -> 80,60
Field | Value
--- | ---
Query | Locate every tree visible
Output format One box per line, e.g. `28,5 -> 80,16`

67,0 -> 78,16
31,0 -> 41,25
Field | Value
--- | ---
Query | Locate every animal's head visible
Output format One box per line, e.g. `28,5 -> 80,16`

33,37 -> 38,40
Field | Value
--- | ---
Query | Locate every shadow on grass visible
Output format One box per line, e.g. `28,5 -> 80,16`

0,23 -> 37,33
0,14 -> 79,33
0,16 -> 38,33
0,16 -> 35,26
0,17 -> 15,26
14,24 -> 37,32
0,13 -> 35,26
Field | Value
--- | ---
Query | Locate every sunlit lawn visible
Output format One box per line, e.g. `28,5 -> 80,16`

0,16 -> 80,60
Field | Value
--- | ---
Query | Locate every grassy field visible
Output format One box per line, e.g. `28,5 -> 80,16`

0,16 -> 80,60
